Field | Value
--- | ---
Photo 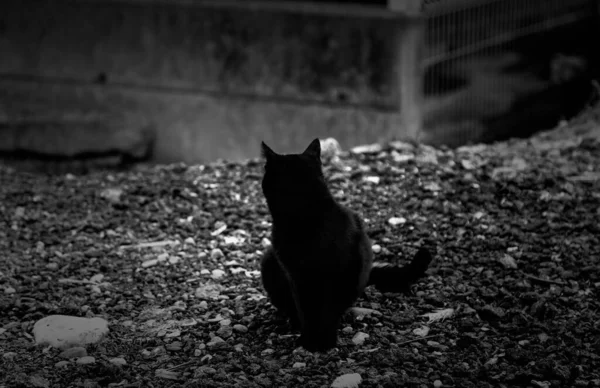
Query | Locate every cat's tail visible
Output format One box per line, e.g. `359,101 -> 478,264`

368,246 -> 434,293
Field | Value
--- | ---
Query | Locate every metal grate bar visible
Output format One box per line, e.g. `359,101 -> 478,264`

423,9 -> 591,67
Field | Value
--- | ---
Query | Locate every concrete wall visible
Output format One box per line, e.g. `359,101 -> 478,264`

1,1 -> 401,99
0,0 -> 407,164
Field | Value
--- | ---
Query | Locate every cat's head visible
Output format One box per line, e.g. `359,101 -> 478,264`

260,139 -> 328,209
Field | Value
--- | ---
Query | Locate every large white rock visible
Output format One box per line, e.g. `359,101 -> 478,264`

33,315 -> 109,349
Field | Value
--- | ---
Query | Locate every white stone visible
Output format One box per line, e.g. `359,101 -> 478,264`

207,336 -> 226,348
109,357 -> 127,366
424,182 -> 441,192
89,274 -> 104,283
331,373 -> 362,388
320,138 -> 343,160
232,324 -> 248,333
392,153 -> 415,163
55,360 -> 69,368
499,254 -> 518,269
76,356 -> 96,365
99,188 -> 123,203
184,237 -> 195,245
388,217 -> 406,226
210,248 -> 224,260
33,315 -> 109,349
362,176 -> 380,185
141,258 -> 159,268
351,332 -> 369,345
412,326 -> 430,337
350,307 -> 379,318
389,141 -> 414,151
351,143 -> 382,154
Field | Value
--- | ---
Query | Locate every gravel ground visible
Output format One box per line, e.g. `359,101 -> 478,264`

1,114 -> 599,388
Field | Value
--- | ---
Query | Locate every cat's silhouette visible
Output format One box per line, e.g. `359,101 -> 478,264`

260,138 -> 433,352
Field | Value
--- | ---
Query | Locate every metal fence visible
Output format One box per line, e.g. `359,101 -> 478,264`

421,0 -> 597,146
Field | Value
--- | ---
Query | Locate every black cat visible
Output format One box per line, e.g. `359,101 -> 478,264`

260,138 -> 433,352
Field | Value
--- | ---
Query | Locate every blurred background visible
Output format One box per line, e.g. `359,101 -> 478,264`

0,0 -> 598,174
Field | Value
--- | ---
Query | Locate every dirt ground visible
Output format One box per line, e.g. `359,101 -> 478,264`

0,107 -> 599,387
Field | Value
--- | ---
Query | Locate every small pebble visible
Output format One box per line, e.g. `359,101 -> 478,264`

319,137 -> 342,160
424,182 -> 441,192
351,143 -> 382,154
89,274 -> 104,283
211,269 -> 226,280
55,361 -> 70,368
352,332 -> 369,345
140,349 -> 152,359
392,153 -> 415,163
413,326 -> 430,337
4,287 -> 16,294
59,347 -> 87,359
216,326 -> 233,338
350,307 -> 378,317
388,217 -> 406,226
196,366 -> 217,375
292,362 -> 306,368
211,223 -> 227,236
14,207 -> 25,217
109,357 -> 127,366
46,263 -> 59,271
210,249 -> 224,260
76,356 -> 95,365
233,324 -> 248,333
371,245 -> 381,254
166,341 -> 182,351
185,237 -> 195,245
434,380 -> 443,388
331,373 -> 362,388
141,259 -> 159,268
207,336 -> 226,348
261,238 -> 272,248
363,176 -> 380,184
3,352 -> 17,360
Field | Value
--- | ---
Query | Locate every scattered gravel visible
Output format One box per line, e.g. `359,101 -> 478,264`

1,114 -> 599,387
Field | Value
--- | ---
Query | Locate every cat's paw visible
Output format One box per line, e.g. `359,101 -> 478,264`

297,333 -> 337,353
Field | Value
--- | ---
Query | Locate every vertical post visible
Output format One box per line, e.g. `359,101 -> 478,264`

388,0 -> 425,143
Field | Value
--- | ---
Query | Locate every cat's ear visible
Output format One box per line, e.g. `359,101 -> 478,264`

302,138 -> 321,159
261,141 -> 277,161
